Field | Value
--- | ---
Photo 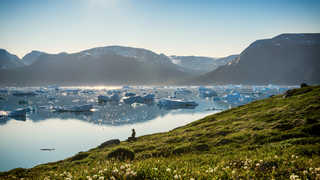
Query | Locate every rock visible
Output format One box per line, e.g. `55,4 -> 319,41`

300,83 -> 309,88
107,148 -> 134,161
98,139 -> 120,149
70,152 -> 89,161
284,88 -> 312,98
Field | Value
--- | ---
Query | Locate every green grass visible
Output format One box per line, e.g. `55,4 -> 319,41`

1,86 -> 320,179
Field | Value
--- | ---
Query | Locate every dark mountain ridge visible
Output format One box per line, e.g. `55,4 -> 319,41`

194,33 -> 320,85
0,49 -> 190,86
0,49 -> 24,69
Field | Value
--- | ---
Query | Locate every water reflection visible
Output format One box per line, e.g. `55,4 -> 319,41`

0,87 -> 226,126
0,85 -> 295,171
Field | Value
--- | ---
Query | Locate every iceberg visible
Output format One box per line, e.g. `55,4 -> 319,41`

54,104 -> 93,112
141,94 -> 155,102
223,93 -> 241,103
125,92 -> 136,97
198,87 -> 217,98
8,108 -> 27,117
157,99 -> 198,109
12,91 -> 37,96
123,94 -> 155,105
0,89 -> 8,94
0,111 -> 9,118
174,88 -> 192,96
63,89 -> 80,94
98,94 -> 120,103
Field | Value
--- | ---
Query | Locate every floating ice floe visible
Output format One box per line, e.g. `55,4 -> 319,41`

174,88 -> 192,96
12,91 -> 37,96
199,87 -> 217,98
0,111 -> 9,118
81,90 -> 95,94
54,104 -> 93,112
98,94 -> 121,103
157,99 -> 198,109
0,89 -> 9,94
123,94 -> 155,105
8,108 -> 28,117
63,89 -> 80,94
125,92 -> 136,97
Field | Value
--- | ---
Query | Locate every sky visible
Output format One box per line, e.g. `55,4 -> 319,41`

1,0 -> 319,58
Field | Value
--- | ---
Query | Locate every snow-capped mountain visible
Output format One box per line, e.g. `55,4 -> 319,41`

0,46 -> 191,85
0,49 -> 24,69
78,46 -> 172,65
22,50 -> 47,65
169,55 -> 238,74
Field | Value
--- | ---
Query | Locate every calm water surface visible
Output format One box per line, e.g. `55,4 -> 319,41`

0,85 -> 290,171
0,111 -> 217,171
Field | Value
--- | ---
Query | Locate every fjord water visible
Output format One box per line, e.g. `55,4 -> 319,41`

0,111 -> 217,172
0,85 -> 290,171
0,86 -> 225,171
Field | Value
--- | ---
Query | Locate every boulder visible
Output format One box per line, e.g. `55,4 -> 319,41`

98,139 -> 120,149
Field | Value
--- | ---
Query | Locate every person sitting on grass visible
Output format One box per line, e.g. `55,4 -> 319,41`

131,128 -> 136,138
128,128 -> 136,141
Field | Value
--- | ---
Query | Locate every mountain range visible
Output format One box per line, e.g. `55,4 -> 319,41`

1,33 -> 319,85
0,49 -> 24,69
0,46 -> 234,85
193,33 -> 320,85
169,55 -> 238,74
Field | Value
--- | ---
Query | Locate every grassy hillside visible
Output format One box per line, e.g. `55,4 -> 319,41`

1,86 -> 320,179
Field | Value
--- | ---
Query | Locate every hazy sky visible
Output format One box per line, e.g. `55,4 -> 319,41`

1,0 -> 319,58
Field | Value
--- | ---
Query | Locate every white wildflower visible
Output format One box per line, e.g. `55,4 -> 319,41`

112,168 -> 118,173
174,174 -> 180,179
290,173 -> 299,180
214,167 -> 218,172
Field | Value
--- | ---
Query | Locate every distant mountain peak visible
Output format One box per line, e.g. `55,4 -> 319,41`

78,45 -> 172,64
0,49 -> 24,69
169,55 -> 238,74
22,50 -> 47,65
